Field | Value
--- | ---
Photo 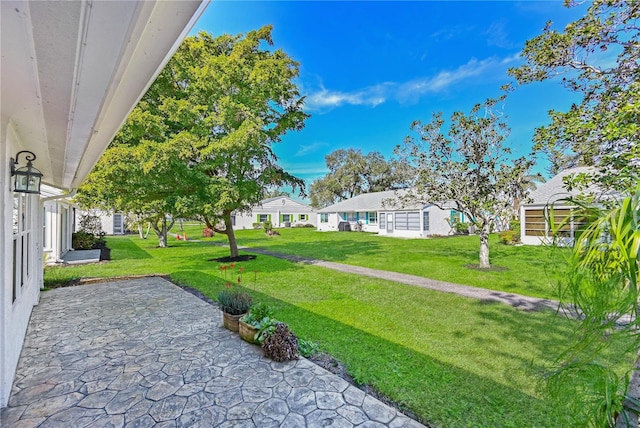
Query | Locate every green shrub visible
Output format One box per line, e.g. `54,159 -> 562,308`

499,230 -> 520,245
252,222 -> 263,229
262,221 -> 273,231
454,221 -> 469,235
72,231 -> 100,250
298,338 -> 319,357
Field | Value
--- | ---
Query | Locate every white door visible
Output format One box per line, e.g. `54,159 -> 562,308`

387,213 -> 393,233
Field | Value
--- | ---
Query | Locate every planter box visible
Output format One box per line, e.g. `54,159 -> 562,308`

222,312 -> 244,332
239,320 -> 258,343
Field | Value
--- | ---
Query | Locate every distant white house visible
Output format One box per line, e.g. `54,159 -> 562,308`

520,167 -> 614,246
317,190 -> 464,238
90,211 -> 126,235
233,196 -> 317,229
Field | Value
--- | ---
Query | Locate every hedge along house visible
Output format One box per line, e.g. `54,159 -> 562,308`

520,167 -> 612,246
0,0 -> 207,407
233,196 -> 317,229
317,189 -> 461,238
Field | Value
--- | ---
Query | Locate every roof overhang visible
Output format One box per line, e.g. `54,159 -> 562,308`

1,0 -> 208,190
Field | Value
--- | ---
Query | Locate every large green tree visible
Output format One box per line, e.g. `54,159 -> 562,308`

508,0 -> 639,192
166,27 -> 307,257
396,97 -> 533,269
76,110 -> 189,247
79,26 -> 308,256
309,148 -> 412,208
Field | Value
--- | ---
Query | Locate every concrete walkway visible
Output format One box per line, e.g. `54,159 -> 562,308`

241,246 -> 561,312
1,277 -> 425,428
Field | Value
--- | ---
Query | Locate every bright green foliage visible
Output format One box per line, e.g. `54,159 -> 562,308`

309,149 -> 412,208
546,189 -> 640,426
509,1 -> 639,191
78,26 -> 308,254
397,97 -> 534,268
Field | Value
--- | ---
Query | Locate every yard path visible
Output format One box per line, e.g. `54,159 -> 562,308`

239,246 -> 563,313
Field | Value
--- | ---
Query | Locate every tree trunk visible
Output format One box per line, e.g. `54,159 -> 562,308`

137,222 -> 144,239
223,211 -> 239,258
152,217 -> 168,248
479,222 -> 491,269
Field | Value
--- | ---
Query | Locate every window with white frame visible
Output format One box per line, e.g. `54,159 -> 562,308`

258,214 -> 269,223
368,212 -> 377,224
346,212 -> 357,221
379,212 -> 386,229
320,213 -> 329,223
423,211 -> 430,231
298,214 -> 308,221
12,193 -> 33,303
282,214 -> 291,222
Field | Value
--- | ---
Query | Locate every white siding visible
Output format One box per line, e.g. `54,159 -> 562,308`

1,125 -> 43,407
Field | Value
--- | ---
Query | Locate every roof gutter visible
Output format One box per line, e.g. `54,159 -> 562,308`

41,188 -> 77,202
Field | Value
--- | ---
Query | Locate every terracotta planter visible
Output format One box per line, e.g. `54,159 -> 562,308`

222,312 -> 244,332
239,320 -> 258,343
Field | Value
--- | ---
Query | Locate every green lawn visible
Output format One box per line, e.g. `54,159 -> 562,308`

183,225 -> 568,300
44,233 -> 633,427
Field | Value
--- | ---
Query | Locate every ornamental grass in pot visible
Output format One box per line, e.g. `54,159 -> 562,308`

217,287 -> 252,332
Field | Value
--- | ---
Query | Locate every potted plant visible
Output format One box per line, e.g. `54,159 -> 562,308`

239,302 -> 274,343
217,288 -> 252,332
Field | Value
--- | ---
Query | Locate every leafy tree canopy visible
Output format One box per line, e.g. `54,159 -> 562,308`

508,0 -> 639,192
396,97 -> 534,268
78,26 -> 308,254
309,148 -> 412,208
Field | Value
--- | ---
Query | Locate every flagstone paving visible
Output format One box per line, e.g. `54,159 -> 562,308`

0,277 -> 425,427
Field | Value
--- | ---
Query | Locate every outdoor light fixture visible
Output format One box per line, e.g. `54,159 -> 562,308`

10,150 -> 43,194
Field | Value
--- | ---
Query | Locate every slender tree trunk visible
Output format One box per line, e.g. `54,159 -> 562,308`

479,222 -> 491,269
152,216 -> 168,248
223,210 -> 239,258
137,222 -> 144,239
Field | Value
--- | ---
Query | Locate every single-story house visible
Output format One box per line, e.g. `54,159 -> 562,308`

233,196 -> 317,229
317,189 -> 464,238
520,166 -> 609,246
0,0 -> 206,407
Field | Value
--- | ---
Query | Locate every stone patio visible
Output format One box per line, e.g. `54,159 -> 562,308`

0,277 -> 425,427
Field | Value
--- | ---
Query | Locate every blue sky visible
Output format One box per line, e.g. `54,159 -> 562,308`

193,1 -> 587,192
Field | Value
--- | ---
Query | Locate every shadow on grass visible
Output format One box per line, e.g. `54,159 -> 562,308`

108,236 -> 153,260
171,269 -> 574,428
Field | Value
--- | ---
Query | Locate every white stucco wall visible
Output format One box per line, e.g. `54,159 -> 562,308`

1,124 -> 43,407
43,200 -> 75,264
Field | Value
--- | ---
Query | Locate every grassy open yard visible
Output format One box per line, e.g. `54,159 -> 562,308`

183,225 -> 568,300
44,233 -> 633,427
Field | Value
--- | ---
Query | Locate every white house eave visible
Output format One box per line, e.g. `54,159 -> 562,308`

1,0 -> 209,191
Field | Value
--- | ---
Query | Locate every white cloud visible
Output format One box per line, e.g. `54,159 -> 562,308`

303,54 -> 520,112
304,84 -> 389,111
295,141 -> 329,157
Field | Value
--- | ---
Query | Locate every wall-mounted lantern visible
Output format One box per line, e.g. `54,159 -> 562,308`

10,151 -> 43,194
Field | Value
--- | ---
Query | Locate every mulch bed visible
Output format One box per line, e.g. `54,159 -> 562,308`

210,255 -> 257,263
